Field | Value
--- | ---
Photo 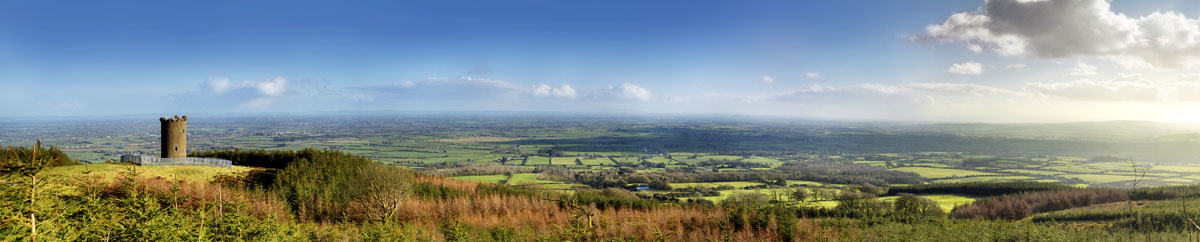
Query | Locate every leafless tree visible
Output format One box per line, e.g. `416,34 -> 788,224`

357,164 -> 413,223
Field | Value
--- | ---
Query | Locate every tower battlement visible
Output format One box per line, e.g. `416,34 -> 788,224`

160,115 -> 188,158
160,115 -> 188,122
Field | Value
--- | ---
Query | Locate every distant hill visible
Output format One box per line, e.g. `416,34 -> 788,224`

910,121 -> 1200,142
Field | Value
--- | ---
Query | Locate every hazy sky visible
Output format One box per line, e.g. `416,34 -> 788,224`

4,0 -> 1200,122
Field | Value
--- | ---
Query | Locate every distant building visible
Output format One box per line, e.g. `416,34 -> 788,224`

160,115 -> 187,158
120,155 -> 141,163
122,115 -> 232,168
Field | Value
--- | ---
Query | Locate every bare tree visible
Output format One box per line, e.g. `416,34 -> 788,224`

356,164 -> 413,223
1127,159 -> 1146,242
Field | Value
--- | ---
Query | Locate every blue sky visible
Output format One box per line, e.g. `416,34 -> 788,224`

4,0 -> 1200,122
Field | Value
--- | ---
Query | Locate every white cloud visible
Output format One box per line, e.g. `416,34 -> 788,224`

531,84 -> 577,99
588,83 -> 653,101
804,72 -> 821,79
256,76 -> 289,96
760,76 -> 775,84
1170,75 -> 1200,102
1068,61 -> 1098,76
555,84 -> 576,98
695,78 -> 1200,122
920,0 -> 1200,68
352,76 -> 653,104
612,83 -> 652,101
205,77 -> 233,94
204,76 -> 289,96
352,76 -> 526,103
198,76 -> 291,109
1005,64 -> 1028,70
908,82 -> 1024,97
1026,73 -> 1200,102
947,62 -> 984,75
1027,74 -> 1160,101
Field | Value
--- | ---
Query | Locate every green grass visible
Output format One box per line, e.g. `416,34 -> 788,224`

933,176 -> 1036,183
911,163 -> 954,168
1158,178 -> 1194,184
1043,165 -> 1104,174
42,163 -> 253,183
507,173 -> 555,185
645,157 -> 674,164
695,188 -> 797,203
1104,171 -> 1177,178
742,156 -> 781,164
1082,161 -> 1150,171
451,174 -> 508,184
671,181 -> 763,189
877,194 -> 977,212
578,157 -> 613,166
524,156 -> 553,165
1062,174 -> 1139,183
424,154 -> 501,164
63,152 -> 107,162
1151,165 -> 1200,173
788,180 -> 823,186
374,151 -> 445,158
535,183 -> 581,190
705,155 -> 743,161
890,167 -> 995,179
1000,169 -> 1063,176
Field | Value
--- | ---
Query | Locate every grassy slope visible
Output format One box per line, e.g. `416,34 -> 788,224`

41,163 -> 252,183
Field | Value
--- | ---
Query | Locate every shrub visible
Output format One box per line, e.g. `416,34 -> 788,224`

892,193 -> 944,221
723,191 -> 770,208
951,189 -> 1128,220
886,181 -> 1069,196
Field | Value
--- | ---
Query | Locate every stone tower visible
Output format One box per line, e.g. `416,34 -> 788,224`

160,115 -> 187,158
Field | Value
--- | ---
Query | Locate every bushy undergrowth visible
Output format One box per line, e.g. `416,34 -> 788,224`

0,165 -> 305,241
951,189 -> 1129,220
1033,198 -> 1200,233
8,147 -> 1200,241
950,185 -> 1200,220
887,181 -> 1070,196
1,141 -> 77,171
192,148 -> 332,169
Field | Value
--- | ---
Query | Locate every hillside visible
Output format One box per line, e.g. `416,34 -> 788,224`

7,147 -> 1200,241
41,163 -> 253,182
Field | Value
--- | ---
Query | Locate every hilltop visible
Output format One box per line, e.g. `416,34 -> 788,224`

6,145 -> 1200,241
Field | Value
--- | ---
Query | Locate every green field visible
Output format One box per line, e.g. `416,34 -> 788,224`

890,167 -> 995,179
877,194 -> 977,212
524,156 -> 554,165
577,157 -> 613,166
743,156 -> 781,164
1063,174 -> 1140,183
1159,178 -> 1195,184
788,180 -> 823,186
1000,169 -> 1063,176
671,181 -> 763,189
1043,165 -> 1104,173
452,174 -> 508,184
1152,165 -> 1200,173
934,176 -> 1036,183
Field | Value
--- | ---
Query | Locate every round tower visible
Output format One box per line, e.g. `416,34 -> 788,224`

160,115 -> 188,158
